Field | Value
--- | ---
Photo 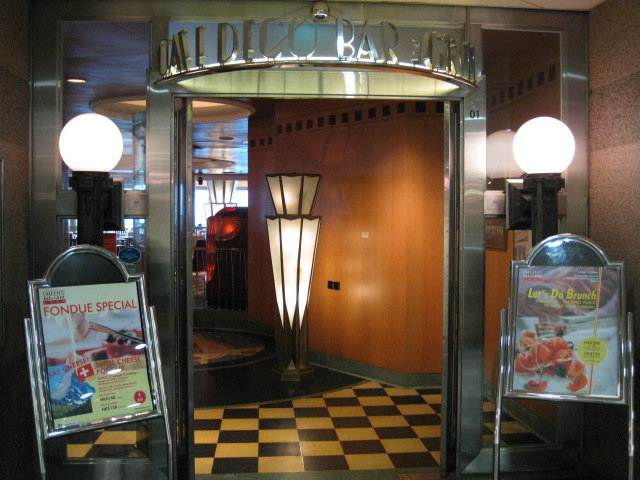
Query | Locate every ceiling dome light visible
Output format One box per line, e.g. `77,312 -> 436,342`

512,117 -> 575,174
486,130 -> 522,179
59,113 -> 123,172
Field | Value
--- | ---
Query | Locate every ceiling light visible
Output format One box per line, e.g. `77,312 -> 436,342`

66,78 -> 87,84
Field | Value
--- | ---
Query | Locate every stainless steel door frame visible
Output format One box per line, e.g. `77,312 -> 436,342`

457,8 -> 588,475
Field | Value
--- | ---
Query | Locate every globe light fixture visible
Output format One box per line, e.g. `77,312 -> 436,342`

512,116 -> 575,174
59,113 -> 123,172
511,117 -> 576,245
59,113 -> 124,246
266,173 -> 321,382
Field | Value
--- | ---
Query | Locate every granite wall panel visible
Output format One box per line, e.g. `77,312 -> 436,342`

586,0 -> 640,478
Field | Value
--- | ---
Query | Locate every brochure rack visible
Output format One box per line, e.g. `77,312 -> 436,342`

493,234 -> 634,480
25,245 -> 173,479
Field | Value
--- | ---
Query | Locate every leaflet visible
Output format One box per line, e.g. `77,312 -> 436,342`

39,282 -> 154,428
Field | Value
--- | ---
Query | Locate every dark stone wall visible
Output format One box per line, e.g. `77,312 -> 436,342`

585,0 -> 640,478
0,0 -> 36,479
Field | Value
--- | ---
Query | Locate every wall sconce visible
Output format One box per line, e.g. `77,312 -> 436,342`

59,113 -> 124,246
205,178 -> 237,217
266,173 -> 321,382
507,117 -> 575,245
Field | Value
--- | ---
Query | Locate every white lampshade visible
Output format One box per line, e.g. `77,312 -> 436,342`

206,179 -> 237,205
59,113 -> 123,172
512,117 -> 575,174
486,130 -> 522,179
267,174 -> 321,215
267,216 -> 321,328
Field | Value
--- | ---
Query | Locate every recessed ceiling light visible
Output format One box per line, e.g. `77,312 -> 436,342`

219,136 -> 234,141
66,78 -> 87,84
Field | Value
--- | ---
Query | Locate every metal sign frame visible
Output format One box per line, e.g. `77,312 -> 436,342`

493,234 -> 634,480
24,245 -> 172,479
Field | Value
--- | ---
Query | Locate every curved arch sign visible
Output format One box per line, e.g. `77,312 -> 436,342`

156,17 -> 476,90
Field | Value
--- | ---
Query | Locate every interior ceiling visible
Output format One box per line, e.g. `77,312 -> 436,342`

62,2 -> 603,175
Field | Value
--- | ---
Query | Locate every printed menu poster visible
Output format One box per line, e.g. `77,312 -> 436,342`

512,266 -> 621,399
39,282 -> 154,428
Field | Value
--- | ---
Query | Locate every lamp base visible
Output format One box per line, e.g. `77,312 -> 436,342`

270,364 -> 315,383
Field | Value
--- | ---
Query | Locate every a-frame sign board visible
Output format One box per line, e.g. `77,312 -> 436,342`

493,234 -> 634,480
25,246 -> 172,479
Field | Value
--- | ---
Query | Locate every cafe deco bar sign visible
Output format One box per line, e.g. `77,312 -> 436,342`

158,16 -> 476,87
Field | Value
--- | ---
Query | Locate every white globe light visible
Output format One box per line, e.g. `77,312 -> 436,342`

512,117 -> 575,174
486,130 -> 523,179
59,113 -> 123,172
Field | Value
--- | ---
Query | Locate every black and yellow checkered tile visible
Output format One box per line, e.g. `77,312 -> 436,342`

193,381 -> 442,474
65,381 -> 544,473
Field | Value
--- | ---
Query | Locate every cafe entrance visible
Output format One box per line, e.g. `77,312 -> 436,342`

30,2 -> 588,479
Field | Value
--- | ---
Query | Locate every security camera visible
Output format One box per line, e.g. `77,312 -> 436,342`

311,1 -> 330,21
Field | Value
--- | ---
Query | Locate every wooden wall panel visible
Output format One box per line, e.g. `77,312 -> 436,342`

248,100 -> 444,374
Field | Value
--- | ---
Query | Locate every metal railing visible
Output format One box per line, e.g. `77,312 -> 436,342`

193,246 -> 248,311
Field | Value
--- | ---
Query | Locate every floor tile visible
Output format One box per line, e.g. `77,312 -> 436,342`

345,453 -> 395,470
358,396 -> 394,406
398,403 -> 438,415
194,419 -> 221,430
220,418 -> 259,430
294,407 -> 330,417
259,441 -> 302,457
299,440 -> 344,456
335,427 -> 379,441
324,397 -> 361,407
332,416 -> 372,428
215,442 -> 259,458
259,417 -> 297,430
380,438 -> 428,453
363,405 -> 402,416
217,429 -> 259,443
374,426 -> 418,439
369,415 -> 410,427
404,414 -> 441,426
259,407 -> 295,418
303,454 -> 349,471
212,457 -> 258,474
298,428 -> 339,441
259,429 -> 300,443
194,430 -> 219,444
296,417 -> 335,429
94,431 -> 137,444
389,451 -> 439,468
259,455 -> 305,473
293,397 -> 327,408
223,407 -> 259,419
194,457 -> 214,474
328,406 -> 367,417
193,443 -> 217,457
195,408 -> 224,420
340,439 -> 385,454
66,444 -> 92,458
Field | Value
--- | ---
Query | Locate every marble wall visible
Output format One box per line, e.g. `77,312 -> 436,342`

0,0 -> 36,479
585,0 -> 640,478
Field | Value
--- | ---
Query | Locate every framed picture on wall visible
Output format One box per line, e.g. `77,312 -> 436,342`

487,217 -> 507,250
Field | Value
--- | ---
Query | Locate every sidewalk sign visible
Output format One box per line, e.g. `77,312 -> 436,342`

493,234 -> 634,480
25,245 -> 173,479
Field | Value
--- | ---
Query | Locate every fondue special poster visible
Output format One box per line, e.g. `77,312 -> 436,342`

512,266 -> 620,398
39,282 -> 153,428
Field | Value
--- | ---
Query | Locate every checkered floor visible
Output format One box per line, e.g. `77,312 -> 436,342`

194,381 -> 442,474
65,381 -> 544,473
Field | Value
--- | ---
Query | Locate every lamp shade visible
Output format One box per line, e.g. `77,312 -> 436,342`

486,130 -> 522,179
267,174 -> 321,215
206,179 -> 237,205
59,113 -> 123,172
512,117 -> 575,174
267,216 -> 321,328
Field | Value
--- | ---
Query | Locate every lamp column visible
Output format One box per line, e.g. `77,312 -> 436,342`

512,116 -> 575,246
70,172 -> 115,246
522,173 -> 565,246
266,173 -> 321,383
59,113 -> 123,247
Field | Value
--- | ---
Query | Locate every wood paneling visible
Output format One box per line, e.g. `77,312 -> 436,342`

248,100 -> 444,374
